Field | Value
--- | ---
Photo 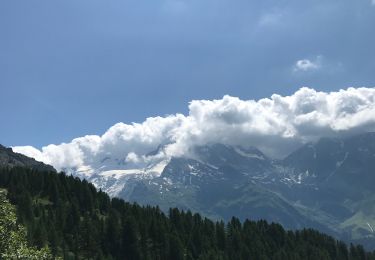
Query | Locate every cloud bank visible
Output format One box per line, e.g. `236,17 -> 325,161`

13,87 -> 375,172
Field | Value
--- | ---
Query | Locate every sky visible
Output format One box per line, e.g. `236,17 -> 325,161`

1,0 -> 375,149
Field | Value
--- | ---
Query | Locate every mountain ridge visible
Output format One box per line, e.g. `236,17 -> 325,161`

0,144 -> 56,172
92,132 -> 375,249
3,165 -> 373,259
3,132 -> 375,249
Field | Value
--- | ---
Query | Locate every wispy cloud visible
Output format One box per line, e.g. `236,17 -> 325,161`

258,11 -> 284,27
293,56 -> 323,72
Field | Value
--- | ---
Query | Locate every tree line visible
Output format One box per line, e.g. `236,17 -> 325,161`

0,167 -> 374,259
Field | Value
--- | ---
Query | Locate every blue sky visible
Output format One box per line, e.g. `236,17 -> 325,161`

1,0 -> 375,148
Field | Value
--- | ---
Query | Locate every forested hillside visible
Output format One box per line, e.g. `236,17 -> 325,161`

0,167 -> 374,260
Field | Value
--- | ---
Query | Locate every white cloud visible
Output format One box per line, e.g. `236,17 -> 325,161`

13,87 -> 375,172
125,152 -> 141,164
293,56 -> 322,72
13,146 -> 45,162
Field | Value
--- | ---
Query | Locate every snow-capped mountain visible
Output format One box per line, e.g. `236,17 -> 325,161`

60,132 -> 375,249
62,155 -> 170,197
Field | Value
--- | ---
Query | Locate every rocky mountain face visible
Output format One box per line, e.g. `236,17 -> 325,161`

280,133 -> 375,248
0,145 -> 55,172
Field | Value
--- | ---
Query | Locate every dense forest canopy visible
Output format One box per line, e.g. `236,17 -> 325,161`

0,167 -> 374,259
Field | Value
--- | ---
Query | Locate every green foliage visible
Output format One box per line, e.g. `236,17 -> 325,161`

0,167 -> 374,259
0,190 -> 53,259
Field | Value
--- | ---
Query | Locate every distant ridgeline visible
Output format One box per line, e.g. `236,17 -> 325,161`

0,166 -> 374,260
0,144 -> 55,172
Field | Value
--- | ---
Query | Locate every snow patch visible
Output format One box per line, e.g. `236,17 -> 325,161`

145,159 -> 169,177
367,223 -> 374,233
336,152 -> 349,168
99,169 -> 143,179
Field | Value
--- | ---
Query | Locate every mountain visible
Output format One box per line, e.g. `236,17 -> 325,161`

282,133 -> 375,248
53,132 -> 375,249
1,163 -> 374,259
0,144 -> 55,172
4,132 -> 375,250
121,145 -> 329,233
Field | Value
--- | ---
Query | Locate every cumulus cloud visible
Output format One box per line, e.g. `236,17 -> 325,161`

293,56 -> 323,72
13,87 -> 375,172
